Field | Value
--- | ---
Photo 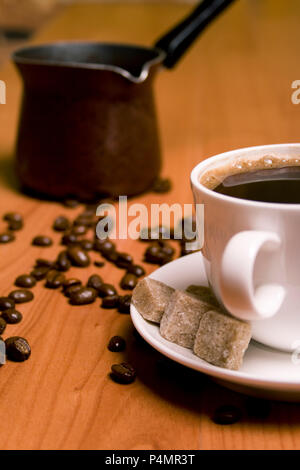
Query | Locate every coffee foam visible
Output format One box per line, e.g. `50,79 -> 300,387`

199,155 -> 300,190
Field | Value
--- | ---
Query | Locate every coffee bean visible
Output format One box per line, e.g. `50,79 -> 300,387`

245,398 -> 271,419
63,199 -> 80,208
93,239 -> 115,254
5,336 -> 31,362
101,295 -> 119,309
71,224 -> 87,236
2,308 -> 22,324
126,264 -> 145,277
9,289 -> 34,304
32,235 -> 53,247
98,283 -> 117,298
63,278 -> 82,291
64,284 -> 83,298
3,212 -> 22,223
212,405 -> 242,425
108,336 -> 126,352
118,294 -> 132,314
35,259 -> 55,268
81,208 -> 95,218
115,252 -> 133,269
55,251 -> 71,272
80,239 -> 94,251
69,287 -> 97,305
140,225 -> 172,242
0,297 -> 15,310
0,317 -> 6,334
94,261 -> 105,267
45,270 -> 66,289
15,274 -> 36,288
120,273 -> 137,290
87,274 -> 103,291
152,177 -> 172,193
30,266 -> 50,281
73,216 -> 94,227
144,243 -> 172,265
53,216 -> 70,232
8,220 -> 23,231
161,243 -> 175,257
103,250 -> 118,262
0,233 -> 15,243
61,232 -> 79,246
110,362 -> 136,384
67,245 -> 90,267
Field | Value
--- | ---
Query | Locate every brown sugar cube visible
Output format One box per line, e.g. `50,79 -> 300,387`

160,290 -> 214,348
193,310 -> 252,370
186,285 -> 219,308
132,278 -> 174,323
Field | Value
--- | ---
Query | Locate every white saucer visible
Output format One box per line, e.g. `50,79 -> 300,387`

130,252 -> 300,401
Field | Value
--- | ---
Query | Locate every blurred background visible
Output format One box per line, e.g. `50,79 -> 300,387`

0,0 -> 195,64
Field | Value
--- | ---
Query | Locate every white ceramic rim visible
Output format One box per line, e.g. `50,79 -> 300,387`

190,143 -> 300,211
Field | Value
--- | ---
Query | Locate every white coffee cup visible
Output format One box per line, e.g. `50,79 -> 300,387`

191,143 -> 300,352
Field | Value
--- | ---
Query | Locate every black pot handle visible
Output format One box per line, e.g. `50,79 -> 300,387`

154,0 -> 236,68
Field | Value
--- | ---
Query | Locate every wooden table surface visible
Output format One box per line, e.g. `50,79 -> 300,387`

0,0 -> 300,450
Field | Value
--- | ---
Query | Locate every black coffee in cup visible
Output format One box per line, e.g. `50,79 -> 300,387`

200,156 -> 300,204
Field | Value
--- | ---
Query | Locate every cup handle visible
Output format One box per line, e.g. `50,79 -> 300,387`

220,230 -> 286,321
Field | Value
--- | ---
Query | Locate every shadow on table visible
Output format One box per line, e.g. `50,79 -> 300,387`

124,322 -> 300,429
0,154 -> 20,193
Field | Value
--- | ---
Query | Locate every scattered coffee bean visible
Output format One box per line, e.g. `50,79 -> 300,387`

53,216 -> 70,232
15,274 -> 36,288
30,266 -> 50,281
101,295 -> 119,309
63,199 -> 80,208
71,224 -> 87,236
45,270 -> 66,289
35,258 -> 55,268
0,232 -> 15,243
81,208 -> 95,218
63,278 -> 82,291
80,239 -> 94,251
115,252 -> 133,269
0,297 -> 15,310
103,250 -> 118,262
110,362 -> 136,384
212,405 -> 242,425
32,235 -> 53,247
0,317 -> 6,334
127,264 -> 145,277
69,287 -> 97,305
245,398 -> 271,419
98,283 -> 117,298
87,274 -> 103,291
67,245 -> 90,267
61,232 -> 79,246
94,260 -> 105,267
64,284 -> 83,298
3,212 -> 22,223
152,177 -> 172,193
9,289 -> 34,304
120,273 -> 137,290
93,239 -> 115,254
74,213 -> 94,225
108,336 -> 126,352
144,243 -> 172,265
55,251 -> 71,272
2,308 -> 22,324
160,243 -> 175,257
118,294 -> 132,314
5,336 -> 31,362
8,220 -> 23,231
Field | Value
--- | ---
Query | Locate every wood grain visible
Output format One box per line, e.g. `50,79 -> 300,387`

0,0 -> 300,450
